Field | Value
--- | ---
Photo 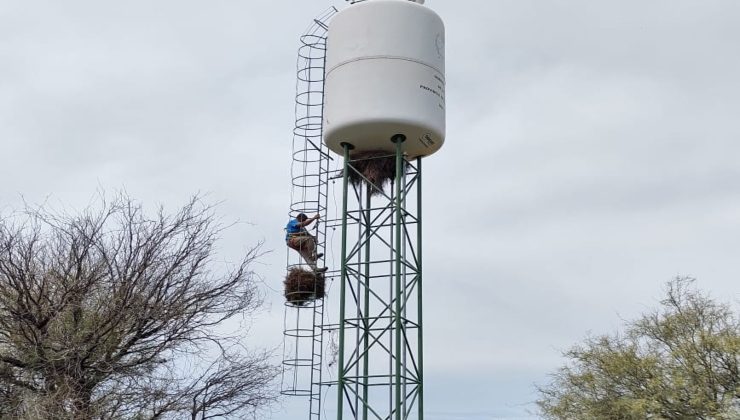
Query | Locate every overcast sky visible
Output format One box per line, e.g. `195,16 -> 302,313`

2,0 -> 740,419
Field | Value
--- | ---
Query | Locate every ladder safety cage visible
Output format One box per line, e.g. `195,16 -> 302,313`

281,7 -> 338,420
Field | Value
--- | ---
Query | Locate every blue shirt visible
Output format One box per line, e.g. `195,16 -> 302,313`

285,219 -> 304,241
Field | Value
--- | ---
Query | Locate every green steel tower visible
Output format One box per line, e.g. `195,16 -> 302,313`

282,1 -> 444,419
331,144 -> 425,420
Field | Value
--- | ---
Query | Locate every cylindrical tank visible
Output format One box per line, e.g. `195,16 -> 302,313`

323,0 -> 445,158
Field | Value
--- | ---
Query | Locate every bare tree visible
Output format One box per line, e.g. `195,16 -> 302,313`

0,195 -> 279,419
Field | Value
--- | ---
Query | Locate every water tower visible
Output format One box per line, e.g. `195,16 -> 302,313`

281,1 -> 445,419
326,1 -> 445,419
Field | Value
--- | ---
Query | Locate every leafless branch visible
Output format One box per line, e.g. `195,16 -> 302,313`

0,194 -> 278,419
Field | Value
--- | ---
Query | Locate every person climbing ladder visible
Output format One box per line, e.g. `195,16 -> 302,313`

285,213 -> 327,272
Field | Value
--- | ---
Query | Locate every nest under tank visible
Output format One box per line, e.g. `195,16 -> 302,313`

284,268 -> 326,306
347,150 -> 397,196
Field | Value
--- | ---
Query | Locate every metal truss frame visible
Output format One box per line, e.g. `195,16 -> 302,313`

332,140 -> 425,420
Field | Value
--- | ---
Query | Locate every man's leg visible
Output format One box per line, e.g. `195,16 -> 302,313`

298,238 -> 316,271
295,237 -> 318,270
300,236 -> 327,271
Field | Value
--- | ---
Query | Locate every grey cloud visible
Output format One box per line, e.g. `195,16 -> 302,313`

2,1 -> 740,419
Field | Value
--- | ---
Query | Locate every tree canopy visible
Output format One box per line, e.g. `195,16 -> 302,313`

538,278 -> 740,420
0,196 -> 278,419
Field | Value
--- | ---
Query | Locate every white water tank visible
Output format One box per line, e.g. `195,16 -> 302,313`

323,0 -> 445,158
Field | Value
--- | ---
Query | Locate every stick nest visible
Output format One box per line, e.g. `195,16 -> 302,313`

284,268 -> 326,306
348,150 -> 396,196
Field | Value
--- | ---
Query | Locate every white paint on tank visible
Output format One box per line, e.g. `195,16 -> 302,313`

323,0 -> 445,158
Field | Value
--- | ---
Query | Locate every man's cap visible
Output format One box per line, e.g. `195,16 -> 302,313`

296,213 -> 308,220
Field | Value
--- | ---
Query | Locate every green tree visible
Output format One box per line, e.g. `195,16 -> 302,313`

538,278 -> 740,420
0,196 -> 278,419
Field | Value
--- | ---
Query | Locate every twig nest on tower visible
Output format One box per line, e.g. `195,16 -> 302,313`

347,150 -> 397,196
284,268 -> 326,306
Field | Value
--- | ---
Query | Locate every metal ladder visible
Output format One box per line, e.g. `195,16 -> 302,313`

281,7 -> 337,420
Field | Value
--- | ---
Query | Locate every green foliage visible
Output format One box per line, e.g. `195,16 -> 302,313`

538,278 -> 740,420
